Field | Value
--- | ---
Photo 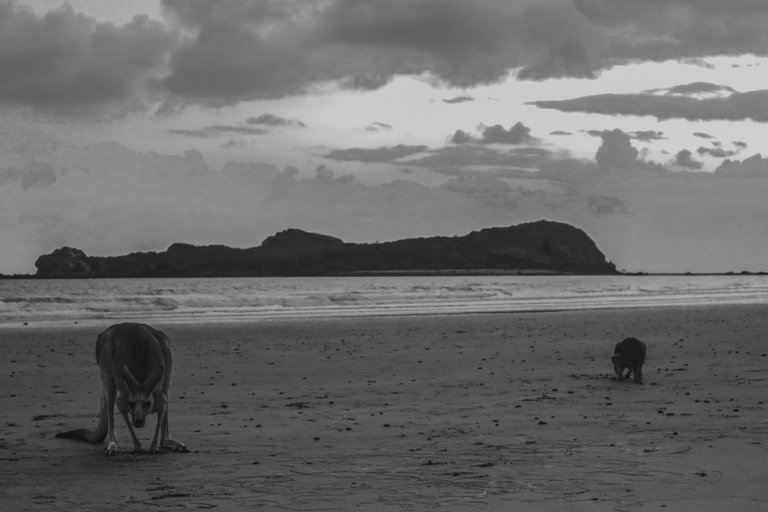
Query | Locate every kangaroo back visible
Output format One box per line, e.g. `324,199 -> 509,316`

107,323 -> 167,387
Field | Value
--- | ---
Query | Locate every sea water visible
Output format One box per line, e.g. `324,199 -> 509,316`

2,274 -> 768,328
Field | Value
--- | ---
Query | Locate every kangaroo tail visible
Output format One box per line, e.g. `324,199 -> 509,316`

55,395 -> 108,443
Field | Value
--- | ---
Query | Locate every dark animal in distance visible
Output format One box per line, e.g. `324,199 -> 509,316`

611,337 -> 646,383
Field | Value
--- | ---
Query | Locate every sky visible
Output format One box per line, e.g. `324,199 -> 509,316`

2,0 -> 768,274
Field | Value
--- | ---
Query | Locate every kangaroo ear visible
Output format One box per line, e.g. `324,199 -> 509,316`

122,366 -> 141,392
143,365 -> 165,393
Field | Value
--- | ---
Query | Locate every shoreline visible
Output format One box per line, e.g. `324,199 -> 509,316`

3,270 -> 768,279
3,299 -> 768,331
5,304 -> 768,510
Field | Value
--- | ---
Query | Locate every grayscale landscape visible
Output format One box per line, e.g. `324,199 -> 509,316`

2,1 -> 768,511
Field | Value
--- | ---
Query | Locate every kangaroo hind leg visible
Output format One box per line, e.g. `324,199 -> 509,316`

157,331 -> 188,453
101,372 -> 121,456
634,364 -> 643,384
159,407 -> 188,453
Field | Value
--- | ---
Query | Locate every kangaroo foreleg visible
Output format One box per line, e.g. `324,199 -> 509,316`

118,410 -> 144,453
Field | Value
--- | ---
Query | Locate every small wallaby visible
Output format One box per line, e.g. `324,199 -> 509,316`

611,337 -> 646,384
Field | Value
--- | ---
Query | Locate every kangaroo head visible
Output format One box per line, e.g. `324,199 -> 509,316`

611,354 -> 625,377
121,365 -> 164,428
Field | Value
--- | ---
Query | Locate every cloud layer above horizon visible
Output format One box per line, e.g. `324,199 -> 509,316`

531,82 -> 768,122
3,0 -> 768,113
5,121 -> 768,274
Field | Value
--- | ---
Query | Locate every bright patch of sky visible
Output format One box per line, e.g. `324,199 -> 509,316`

55,54 -> 767,174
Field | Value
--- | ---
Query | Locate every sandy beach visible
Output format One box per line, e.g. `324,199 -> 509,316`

3,304 -> 768,511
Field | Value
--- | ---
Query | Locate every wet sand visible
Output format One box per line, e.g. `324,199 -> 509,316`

3,305 -> 768,511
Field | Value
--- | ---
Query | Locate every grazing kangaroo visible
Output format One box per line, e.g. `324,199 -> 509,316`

56,323 -> 188,456
611,337 -> 646,383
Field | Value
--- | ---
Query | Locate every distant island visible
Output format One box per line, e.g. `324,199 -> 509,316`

32,220 -> 617,278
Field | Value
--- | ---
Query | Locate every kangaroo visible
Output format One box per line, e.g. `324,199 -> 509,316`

56,323 -> 188,456
611,337 -> 646,384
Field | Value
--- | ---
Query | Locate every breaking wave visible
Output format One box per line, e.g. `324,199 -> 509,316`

2,274 -> 768,328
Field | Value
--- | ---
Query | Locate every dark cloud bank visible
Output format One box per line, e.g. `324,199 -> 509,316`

3,1 -> 768,112
158,1 -> 768,102
0,1 -> 176,114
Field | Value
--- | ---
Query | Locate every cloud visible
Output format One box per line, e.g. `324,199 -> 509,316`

4,0 -> 767,112
715,154 -> 768,178
697,146 -> 737,158
676,149 -> 703,170
630,130 -> 665,142
246,113 -> 306,128
324,144 -> 428,163
647,82 -> 736,99
365,122 -> 393,132
168,125 -> 268,137
167,128 -> 211,138
209,125 -> 271,135
734,141 -> 748,148
515,36 -> 598,81
681,57 -> 715,69
3,0 -> 768,112
693,132 -> 714,139
159,0 -> 314,100
482,123 -> 534,144
442,95 -> 474,104
308,0 -> 603,86
156,0 -> 768,102
550,130 -> 572,136
450,130 -> 474,145
572,1 -> 768,63
531,83 -> 768,122
451,122 -> 535,145
585,129 -> 662,142
407,145 -> 554,171
595,129 -> 638,167
0,2 -> 177,114
313,164 -> 354,184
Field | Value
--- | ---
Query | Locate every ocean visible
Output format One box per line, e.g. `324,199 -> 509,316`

2,274 -> 768,329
